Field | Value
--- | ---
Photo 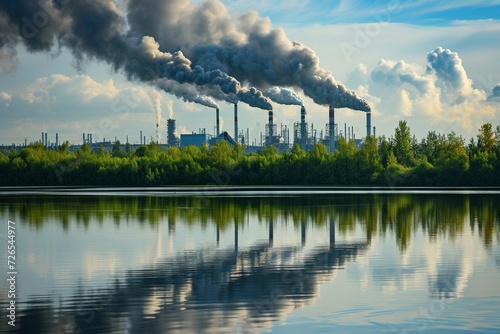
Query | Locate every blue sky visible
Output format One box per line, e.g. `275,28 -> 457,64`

0,0 -> 499,146
222,0 -> 500,25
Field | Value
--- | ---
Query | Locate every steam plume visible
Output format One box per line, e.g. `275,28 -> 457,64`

264,87 -> 303,106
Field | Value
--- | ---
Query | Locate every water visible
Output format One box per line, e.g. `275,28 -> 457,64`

1,190 -> 499,333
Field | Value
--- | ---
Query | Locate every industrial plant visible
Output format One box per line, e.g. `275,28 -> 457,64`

175,104 -> 374,154
2,104 -> 374,154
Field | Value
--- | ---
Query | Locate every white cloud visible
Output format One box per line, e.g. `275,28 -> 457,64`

0,74 -> 178,144
367,47 -> 498,133
0,91 -> 11,107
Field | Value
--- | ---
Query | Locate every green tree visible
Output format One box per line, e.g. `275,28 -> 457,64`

393,120 -> 414,167
477,123 -> 495,153
112,140 -> 124,158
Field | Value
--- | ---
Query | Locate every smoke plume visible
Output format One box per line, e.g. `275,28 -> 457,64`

264,87 -> 303,106
125,0 -> 370,111
154,79 -> 219,109
0,0 -> 368,112
0,0 -> 270,110
148,88 -> 163,142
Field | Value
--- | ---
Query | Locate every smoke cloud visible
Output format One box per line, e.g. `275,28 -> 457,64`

0,0 -> 270,110
126,0 -> 370,111
154,79 -> 219,109
0,0 -> 368,113
264,87 -> 303,106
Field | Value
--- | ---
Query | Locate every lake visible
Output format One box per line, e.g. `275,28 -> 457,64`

1,188 -> 499,333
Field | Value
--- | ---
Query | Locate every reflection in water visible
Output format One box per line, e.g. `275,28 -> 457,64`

0,193 -> 499,333
2,194 -> 498,248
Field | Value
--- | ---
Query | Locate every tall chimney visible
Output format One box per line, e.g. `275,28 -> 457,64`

90,133 -> 92,144
140,131 -> 143,145
234,103 -> 238,142
167,119 -> 177,147
328,106 -> 335,152
268,107 -> 274,145
42,132 -> 45,145
56,133 -> 59,147
301,105 -> 307,149
83,133 -> 85,144
373,126 -> 376,138
45,132 -> 48,148
216,108 -> 220,136
366,112 -> 372,137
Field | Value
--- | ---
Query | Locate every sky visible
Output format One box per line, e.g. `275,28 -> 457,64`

0,0 -> 499,146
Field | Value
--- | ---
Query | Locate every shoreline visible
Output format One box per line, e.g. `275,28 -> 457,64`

1,185 -> 500,196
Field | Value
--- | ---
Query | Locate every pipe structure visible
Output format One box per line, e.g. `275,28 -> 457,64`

83,133 -> 85,144
44,132 -> 48,147
366,112 -> 372,137
329,106 -> 335,152
234,103 -> 238,142
56,133 -> 58,147
140,131 -> 143,145
216,108 -> 220,137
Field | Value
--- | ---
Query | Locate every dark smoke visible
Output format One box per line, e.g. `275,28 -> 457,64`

0,0 -> 270,109
0,0 -> 369,112
126,0 -> 370,111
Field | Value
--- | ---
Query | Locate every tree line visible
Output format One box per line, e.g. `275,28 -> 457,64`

1,121 -> 499,186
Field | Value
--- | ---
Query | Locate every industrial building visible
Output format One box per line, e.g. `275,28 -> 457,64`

14,101 -> 373,154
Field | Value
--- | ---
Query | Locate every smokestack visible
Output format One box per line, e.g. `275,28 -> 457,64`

268,108 -> 274,145
42,132 -> 44,145
144,136 -> 146,145
344,123 -> 347,139
45,132 -> 48,148
56,133 -> 59,147
301,105 -> 307,146
329,106 -> 335,152
90,133 -> 93,144
167,119 -> 177,147
140,131 -> 143,145
216,108 -> 220,136
373,126 -> 376,138
366,112 -> 372,137
234,103 -> 238,142
83,133 -> 85,144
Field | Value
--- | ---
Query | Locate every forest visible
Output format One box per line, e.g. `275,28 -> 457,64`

1,121 -> 500,187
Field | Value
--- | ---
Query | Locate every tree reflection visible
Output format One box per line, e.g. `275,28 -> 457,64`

2,193 -> 498,250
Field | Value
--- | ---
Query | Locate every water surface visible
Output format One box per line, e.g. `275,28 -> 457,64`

0,191 -> 499,333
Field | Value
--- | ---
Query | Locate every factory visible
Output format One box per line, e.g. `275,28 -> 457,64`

175,103 -> 374,153
0,103 -> 373,154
